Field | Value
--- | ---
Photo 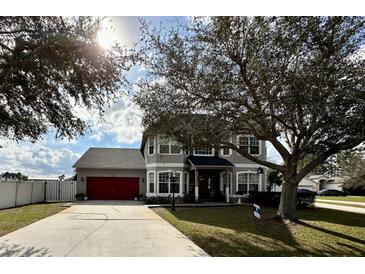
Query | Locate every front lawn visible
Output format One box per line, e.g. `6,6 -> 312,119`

0,203 -> 65,237
153,206 -> 365,256
316,196 -> 365,203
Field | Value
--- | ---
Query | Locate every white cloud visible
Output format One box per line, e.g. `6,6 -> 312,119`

0,142 -> 81,177
71,94 -> 143,145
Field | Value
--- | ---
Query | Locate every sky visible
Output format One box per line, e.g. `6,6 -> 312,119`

0,16 -> 282,178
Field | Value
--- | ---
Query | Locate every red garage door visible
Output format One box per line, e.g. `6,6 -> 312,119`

87,177 -> 139,200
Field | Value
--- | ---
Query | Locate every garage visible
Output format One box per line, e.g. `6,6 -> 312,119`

87,177 -> 139,200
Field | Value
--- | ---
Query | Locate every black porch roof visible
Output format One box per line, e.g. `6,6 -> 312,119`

187,156 -> 234,167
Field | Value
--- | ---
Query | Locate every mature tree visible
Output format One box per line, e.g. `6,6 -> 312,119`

0,16 -> 129,141
134,17 -> 365,220
337,147 -> 364,177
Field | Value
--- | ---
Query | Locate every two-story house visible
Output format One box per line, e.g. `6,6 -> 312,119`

73,133 -> 267,202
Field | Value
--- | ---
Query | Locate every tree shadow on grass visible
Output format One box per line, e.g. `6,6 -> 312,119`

167,206 -> 300,250
298,207 -> 365,227
297,220 -> 365,246
0,242 -> 50,257
164,205 -> 365,256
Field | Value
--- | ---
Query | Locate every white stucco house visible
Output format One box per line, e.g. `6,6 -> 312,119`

72,133 -> 267,201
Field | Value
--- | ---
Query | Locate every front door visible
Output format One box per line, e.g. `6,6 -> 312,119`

198,173 -> 219,199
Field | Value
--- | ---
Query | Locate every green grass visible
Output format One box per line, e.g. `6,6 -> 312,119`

153,206 -> 365,256
0,203 -> 65,237
316,196 -> 365,203
316,201 -> 365,209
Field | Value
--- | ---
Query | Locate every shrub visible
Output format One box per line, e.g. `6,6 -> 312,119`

144,196 -> 172,204
75,193 -> 84,200
342,175 -> 365,195
249,191 -> 315,207
183,192 -> 196,203
211,190 -> 225,202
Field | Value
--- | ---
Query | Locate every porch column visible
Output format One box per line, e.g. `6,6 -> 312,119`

225,169 -> 230,203
179,172 -> 183,195
194,167 -> 199,201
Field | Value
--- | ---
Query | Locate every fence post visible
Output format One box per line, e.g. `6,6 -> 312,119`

14,182 -> 19,207
30,181 -> 34,204
58,180 -> 61,201
44,181 -> 47,203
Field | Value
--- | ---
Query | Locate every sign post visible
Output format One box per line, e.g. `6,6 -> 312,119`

253,203 -> 261,219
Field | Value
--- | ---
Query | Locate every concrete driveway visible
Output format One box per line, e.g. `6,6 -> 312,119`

0,201 -> 208,257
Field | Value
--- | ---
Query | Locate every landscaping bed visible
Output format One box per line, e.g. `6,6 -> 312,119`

153,205 -> 365,256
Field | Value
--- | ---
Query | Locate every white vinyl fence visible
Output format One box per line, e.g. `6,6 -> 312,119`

45,180 -> 77,202
0,180 -> 77,209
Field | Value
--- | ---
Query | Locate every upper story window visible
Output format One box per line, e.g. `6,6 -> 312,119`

148,137 -> 155,155
237,135 -> 260,155
158,136 -> 181,155
193,147 -> 214,156
222,147 -> 230,156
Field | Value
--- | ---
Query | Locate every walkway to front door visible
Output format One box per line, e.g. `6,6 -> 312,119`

0,201 -> 208,257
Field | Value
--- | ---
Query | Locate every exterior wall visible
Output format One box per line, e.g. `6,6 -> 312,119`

231,166 -> 267,194
144,134 -> 267,197
298,178 -> 319,192
145,135 -> 267,166
76,168 -> 146,196
146,166 -> 186,197
220,134 -> 267,164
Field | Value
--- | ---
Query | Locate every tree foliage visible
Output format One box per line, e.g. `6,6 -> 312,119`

134,17 -> 365,220
0,16 -> 129,141
0,171 -> 27,180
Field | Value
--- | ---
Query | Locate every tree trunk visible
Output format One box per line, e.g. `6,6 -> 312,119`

277,178 -> 298,221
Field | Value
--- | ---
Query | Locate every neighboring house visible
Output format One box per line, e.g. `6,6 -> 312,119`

73,134 -> 267,201
273,174 -> 345,192
298,177 -> 319,192
320,176 -> 344,191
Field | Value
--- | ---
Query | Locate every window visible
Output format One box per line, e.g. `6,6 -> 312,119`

193,148 -> 214,156
237,172 -> 259,194
159,137 -> 170,154
158,171 -> 181,194
148,137 -> 155,155
170,139 -> 180,154
238,135 -> 260,155
148,172 -> 155,193
158,172 -> 169,193
222,147 -> 230,156
158,136 -> 181,154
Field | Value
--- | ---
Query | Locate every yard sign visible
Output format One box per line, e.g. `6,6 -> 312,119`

253,204 -> 261,219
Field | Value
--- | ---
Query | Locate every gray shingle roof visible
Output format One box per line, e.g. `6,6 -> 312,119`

73,148 -> 145,169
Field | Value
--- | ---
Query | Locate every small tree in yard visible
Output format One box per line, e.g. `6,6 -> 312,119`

0,17 -> 130,142
267,170 -> 283,192
134,17 -> 365,221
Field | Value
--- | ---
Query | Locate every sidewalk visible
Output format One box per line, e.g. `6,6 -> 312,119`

316,199 -> 365,206
314,202 -> 365,215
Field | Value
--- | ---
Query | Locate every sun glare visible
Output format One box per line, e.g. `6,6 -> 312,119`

97,20 -> 117,50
